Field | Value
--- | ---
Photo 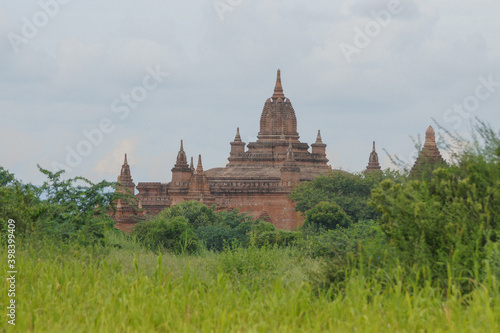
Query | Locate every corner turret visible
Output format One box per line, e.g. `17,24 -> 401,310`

229,127 -> 246,158
171,140 -> 193,186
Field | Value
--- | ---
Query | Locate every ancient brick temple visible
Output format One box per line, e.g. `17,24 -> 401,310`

410,125 -> 446,176
113,70 -> 336,232
365,141 -> 382,172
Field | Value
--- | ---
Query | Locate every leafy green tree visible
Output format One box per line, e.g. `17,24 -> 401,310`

161,200 -> 218,229
1,166 -> 120,244
132,215 -> 200,254
303,201 -> 352,230
290,171 -> 390,222
36,167 -> 117,243
0,167 -> 43,240
371,121 -> 500,289
196,209 -> 256,251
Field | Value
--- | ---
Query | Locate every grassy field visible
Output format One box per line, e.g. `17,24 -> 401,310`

1,234 -> 499,332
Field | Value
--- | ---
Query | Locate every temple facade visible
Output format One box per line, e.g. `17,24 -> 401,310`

112,70 -> 441,232
113,70 -> 334,232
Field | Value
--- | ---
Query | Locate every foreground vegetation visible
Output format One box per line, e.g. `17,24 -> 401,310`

1,120 -> 500,331
1,235 -> 499,332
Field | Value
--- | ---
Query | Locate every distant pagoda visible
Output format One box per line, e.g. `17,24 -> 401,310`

365,141 -> 381,173
410,125 -> 446,177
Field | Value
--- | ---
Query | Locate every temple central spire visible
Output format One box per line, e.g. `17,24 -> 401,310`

272,69 -> 285,100
258,69 -> 299,142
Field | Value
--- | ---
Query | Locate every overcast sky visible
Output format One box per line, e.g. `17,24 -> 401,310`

1,0 -> 499,185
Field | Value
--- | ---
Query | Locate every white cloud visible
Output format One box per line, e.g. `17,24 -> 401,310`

1,0 -> 500,183
92,137 -> 137,177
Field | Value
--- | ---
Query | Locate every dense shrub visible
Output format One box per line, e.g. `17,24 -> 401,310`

196,210 -> 255,251
295,220 -> 386,259
290,170 -> 390,222
162,200 -> 218,229
36,167 -> 117,244
303,201 -> 352,230
132,215 -> 201,254
0,167 -> 41,240
0,166 -> 118,245
135,203 -> 278,252
371,121 -> 500,289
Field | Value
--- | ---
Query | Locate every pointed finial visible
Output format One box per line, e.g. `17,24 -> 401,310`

315,130 -> 323,144
124,153 -> 128,165
234,127 -> 242,142
191,156 -> 194,171
176,139 -> 187,165
372,141 -> 376,152
272,69 -> 285,100
196,154 -> 204,174
425,125 -> 436,145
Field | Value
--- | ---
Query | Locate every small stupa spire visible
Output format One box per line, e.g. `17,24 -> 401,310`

173,139 -> 189,170
425,125 -> 436,146
196,154 -> 204,174
176,140 -> 187,162
366,141 -> 381,172
190,156 -> 195,171
120,153 -> 131,177
315,130 -> 323,144
234,127 -> 242,142
272,69 -> 285,100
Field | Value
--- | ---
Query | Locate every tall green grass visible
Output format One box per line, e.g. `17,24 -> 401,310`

1,235 -> 499,332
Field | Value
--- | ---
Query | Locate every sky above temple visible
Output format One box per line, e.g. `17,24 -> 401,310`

1,0 -> 499,184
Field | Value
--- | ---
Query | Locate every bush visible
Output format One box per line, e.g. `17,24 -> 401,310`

132,215 -> 201,254
303,201 -> 352,230
0,167 -> 41,241
196,210 -> 255,251
371,121 -> 500,290
162,201 -> 218,229
0,166 -> 118,245
290,171 -> 389,222
295,220 -> 386,259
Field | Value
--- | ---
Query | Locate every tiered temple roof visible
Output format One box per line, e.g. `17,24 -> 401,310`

410,125 -> 446,176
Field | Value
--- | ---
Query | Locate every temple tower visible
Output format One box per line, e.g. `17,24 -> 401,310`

410,126 -> 446,177
311,130 -> 327,158
187,155 -> 215,204
114,154 -> 139,232
171,140 -> 193,186
257,69 -> 299,142
117,154 -> 135,195
229,128 -> 246,159
365,141 -> 382,172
